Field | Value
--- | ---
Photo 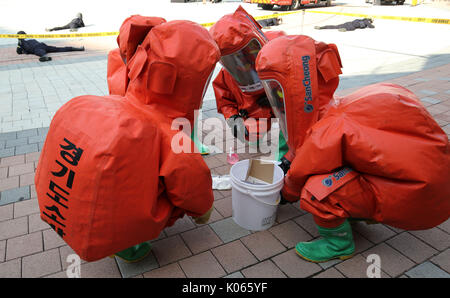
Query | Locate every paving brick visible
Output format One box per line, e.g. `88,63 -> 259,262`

115,249 -> 159,278
29,213 -> 50,233
214,196 -> 232,217
212,240 -> 258,273
224,271 -> 244,278
25,152 -> 40,163
430,248 -> 450,274
17,129 -> 38,139
241,260 -> 286,278
181,225 -> 223,254
164,215 -> 195,236
272,249 -> 322,278
0,203 -> 13,222
318,258 -> 342,270
43,228 -> 66,250
19,172 -> 35,187
0,216 -> 28,241
420,97 -> 441,104
38,127 -> 49,136
387,232 -> 438,263
6,231 -> 43,260
269,220 -> 312,249
293,213 -> 319,238
0,240 -> 5,262
410,228 -> 450,251
313,267 -> 345,278
335,254 -> 389,278
0,176 -> 19,192
28,134 -> 46,144
8,163 -> 34,177
240,230 -> 286,261
210,217 -> 250,243
361,243 -> 415,277
0,132 -> 17,142
22,248 -> 61,278
0,258 -> 21,278
0,148 -> 15,158
13,197 -> 39,218
275,204 -> 303,223
143,262 -> 186,278
352,223 -> 396,244
0,167 -> 7,179
213,190 -> 224,201
179,251 -> 226,278
203,156 -> 224,169
353,231 -> 375,254
420,90 -> 438,96
78,257 -> 121,278
5,137 -> 27,148
0,186 -> 30,206
405,262 -> 450,278
151,235 -> 192,267
15,143 -> 38,155
0,155 -> 25,167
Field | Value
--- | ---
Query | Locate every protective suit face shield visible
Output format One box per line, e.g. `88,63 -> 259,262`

262,79 -> 288,143
220,38 -> 262,93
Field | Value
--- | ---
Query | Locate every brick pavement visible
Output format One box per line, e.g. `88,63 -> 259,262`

0,49 -> 449,278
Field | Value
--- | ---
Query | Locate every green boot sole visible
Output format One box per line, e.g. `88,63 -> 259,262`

113,242 -> 151,263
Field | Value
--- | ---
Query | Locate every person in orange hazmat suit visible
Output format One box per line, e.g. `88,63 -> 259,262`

34,20 -> 220,262
209,6 -> 275,146
256,34 -> 450,263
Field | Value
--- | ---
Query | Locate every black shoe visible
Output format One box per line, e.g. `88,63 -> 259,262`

77,46 -> 85,51
39,56 -> 52,62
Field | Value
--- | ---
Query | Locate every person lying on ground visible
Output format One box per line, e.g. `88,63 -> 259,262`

16,31 -> 85,62
314,18 -> 374,32
45,13 -> 85,32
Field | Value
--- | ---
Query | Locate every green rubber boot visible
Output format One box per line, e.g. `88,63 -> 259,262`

275,131 -> 288,161
191,122 -> 209,155
114,242 -> 151,263
295,220 -> 355,263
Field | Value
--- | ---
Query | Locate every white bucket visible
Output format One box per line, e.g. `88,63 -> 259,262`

230,159 -> 284,231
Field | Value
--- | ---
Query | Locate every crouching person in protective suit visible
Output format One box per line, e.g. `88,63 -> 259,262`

35,20 -> 220,263
256,35 -> 450,263
210,6 -> 342,162
209,6 -> 278,150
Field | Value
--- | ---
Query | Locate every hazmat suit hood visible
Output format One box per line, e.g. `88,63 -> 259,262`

117,15 -> 166,64
210,6 -> 268,93
256,35 -> 342,160
125,20 -> 221,124
107,15 -> 166,96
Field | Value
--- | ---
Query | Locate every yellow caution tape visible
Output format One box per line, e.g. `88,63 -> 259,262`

307,10 -> 450,25
0,32 -> 120,39
1,9 -> 447,39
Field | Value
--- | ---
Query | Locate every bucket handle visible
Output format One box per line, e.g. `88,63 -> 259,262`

233,182 -> 281,206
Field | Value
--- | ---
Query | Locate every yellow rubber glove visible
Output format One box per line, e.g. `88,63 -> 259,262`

193,206 -> 213,225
